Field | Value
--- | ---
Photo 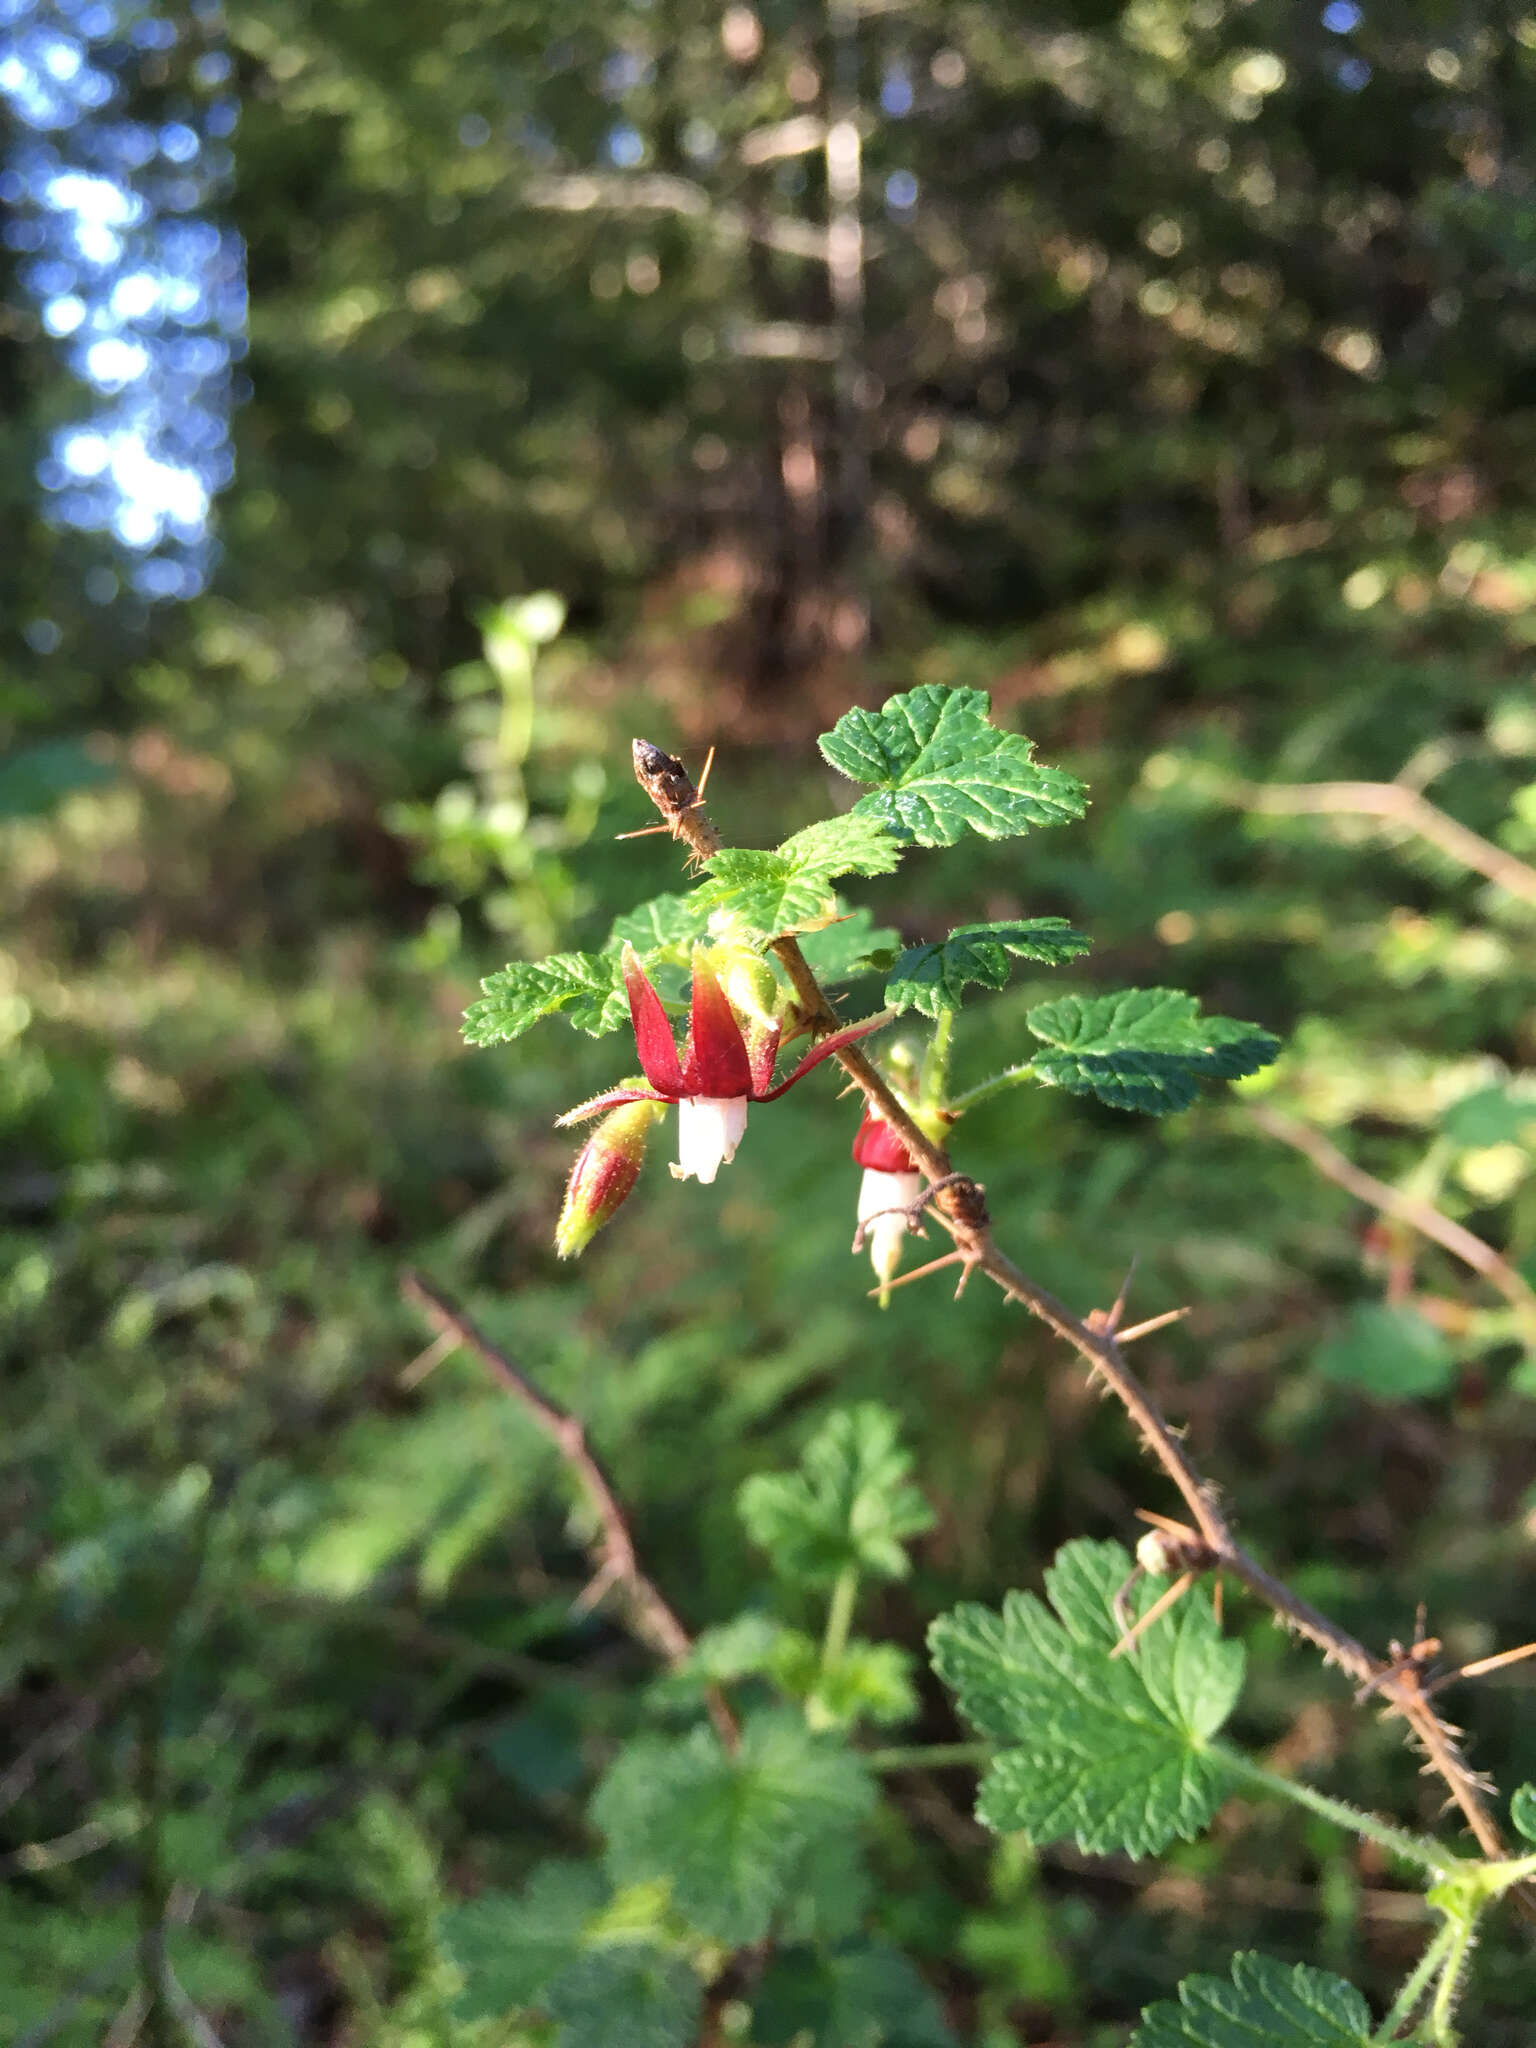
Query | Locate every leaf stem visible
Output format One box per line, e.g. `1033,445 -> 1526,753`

1376,1922 -> 1456,2043
1220,1750 -> 1454,1880
920,1008 -> 955,1109
864,1740 -> 994,1774
948,1063 -> 1036,1116
821,1566 -> 860,1673
1427,1910 -> 1477,2044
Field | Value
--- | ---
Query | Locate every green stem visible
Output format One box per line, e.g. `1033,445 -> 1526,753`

1427,1912 -> 1477,2045
948,1062 -> 1036,1117
821,1567 -> 859,1673
920,1009 -> 955,1109
1220,1750 -> 1454,1880
1375,1923 -> 1456,2043
865,1740 -> 995,1774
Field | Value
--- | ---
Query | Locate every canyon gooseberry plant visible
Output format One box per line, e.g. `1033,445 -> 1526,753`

450,687 -> 1536,2047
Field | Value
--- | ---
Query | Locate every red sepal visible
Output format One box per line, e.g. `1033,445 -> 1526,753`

757,1013 -> 889,1100
852,1106 -> 917,1173
555,1085 -> 667,1127
621,945 -> 686,1097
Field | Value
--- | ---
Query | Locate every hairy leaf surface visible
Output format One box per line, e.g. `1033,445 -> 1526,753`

1130,1951 -> 1374,2046
696,814 -> 902,941
929,1540 -> 1244,1857
546,1945 -> 702,2048
1026,987 -> 1280,1113
886,919 -> 1090,1017
819,685 -> 1087,846
591,1711 -> 875,1947
442,1861 -> 605,2018
464,952 -> 629,1044
738,1404 -> 935,1588
753,1939 -> 956,2047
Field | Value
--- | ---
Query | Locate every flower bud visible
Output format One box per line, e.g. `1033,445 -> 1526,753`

851,1108 -> 923,1305
555,1094 -> 665,1257
852,1105 -> 918,1174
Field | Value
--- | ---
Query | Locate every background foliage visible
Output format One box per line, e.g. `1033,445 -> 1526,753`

4,0 -> 1536,2040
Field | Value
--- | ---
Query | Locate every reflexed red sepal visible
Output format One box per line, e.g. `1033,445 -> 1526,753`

758,1011 -> 891,1100
680,949 -> 753,1098
852,1105 -> 917,1173
621,945 -> 686,1097
555,1083 -> 667,1127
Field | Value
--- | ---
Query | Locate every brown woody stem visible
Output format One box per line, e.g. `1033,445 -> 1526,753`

401,1270 -> 737,1747
631,736 -> 1514,1869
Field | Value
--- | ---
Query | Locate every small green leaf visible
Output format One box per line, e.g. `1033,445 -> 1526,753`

1441,1085 -> 1536,1148
1313,1303 -> 1457,1401
1130,1951 -> 1373,2047
605,892 -> 714,957
808,1641 -> 921,1729
797,904 -> 901,984
737,1404 -> 936,1588
818,685 -> 1087,847
591,1711 -> 875,1947
464,952 -> 629,1044
1511,1783 -> 1536,1843
441,1861 -> 606,2019
886,919 -> 1091,1018
546,1945 -> 702,2048
929,1539 -> 1244,1858
1025,987 -> 1281,1114
696,814 -> 902,942
753,1939 -> 957,2048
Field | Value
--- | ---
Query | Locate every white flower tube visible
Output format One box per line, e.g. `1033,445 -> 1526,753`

673,1094 -> 750,1184
857,1166 -> 923,1288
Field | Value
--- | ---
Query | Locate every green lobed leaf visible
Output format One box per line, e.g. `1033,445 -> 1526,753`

737,1404 -> 936,1589
546,1945 -> 702,2048
1511,1783 -> 1536,1843
695,813 -> 903,942
796,903 -> 901,984
590,1710 -> 876,1947
929,1539 -> 1245,1859
441,1861 -> 606,2019
818,685 -> 1087,847
1313,1303 -> 1458,1401
605,891 -> 715,958
753,1939 -> 957,2048
885,919 -> 1091,1018
464,952 -> 629,1044
1129,1951 -> 1374,2047
1025,987 -> 1281,1114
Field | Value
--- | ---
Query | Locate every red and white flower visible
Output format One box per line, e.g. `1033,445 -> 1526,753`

852,1106 -> 923,1298
558,945 -> 885,1186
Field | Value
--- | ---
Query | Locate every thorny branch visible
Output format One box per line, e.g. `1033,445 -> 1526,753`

632,736 -> 1523,1878
400,1270 -> 737,1747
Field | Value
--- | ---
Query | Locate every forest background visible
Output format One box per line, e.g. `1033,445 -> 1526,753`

4,0 -> 1536,2041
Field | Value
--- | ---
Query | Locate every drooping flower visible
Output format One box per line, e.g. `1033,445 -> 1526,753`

557,945 -> 886,1186
555,1092 -> 666,1257
852,1106 -> 923,1303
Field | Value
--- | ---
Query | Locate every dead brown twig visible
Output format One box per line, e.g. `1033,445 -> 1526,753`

399,1270 -> 736,1746
1228,776 -> 1536,907
632,737 -> 1518,1873
1248,1102 -> 1536,1333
